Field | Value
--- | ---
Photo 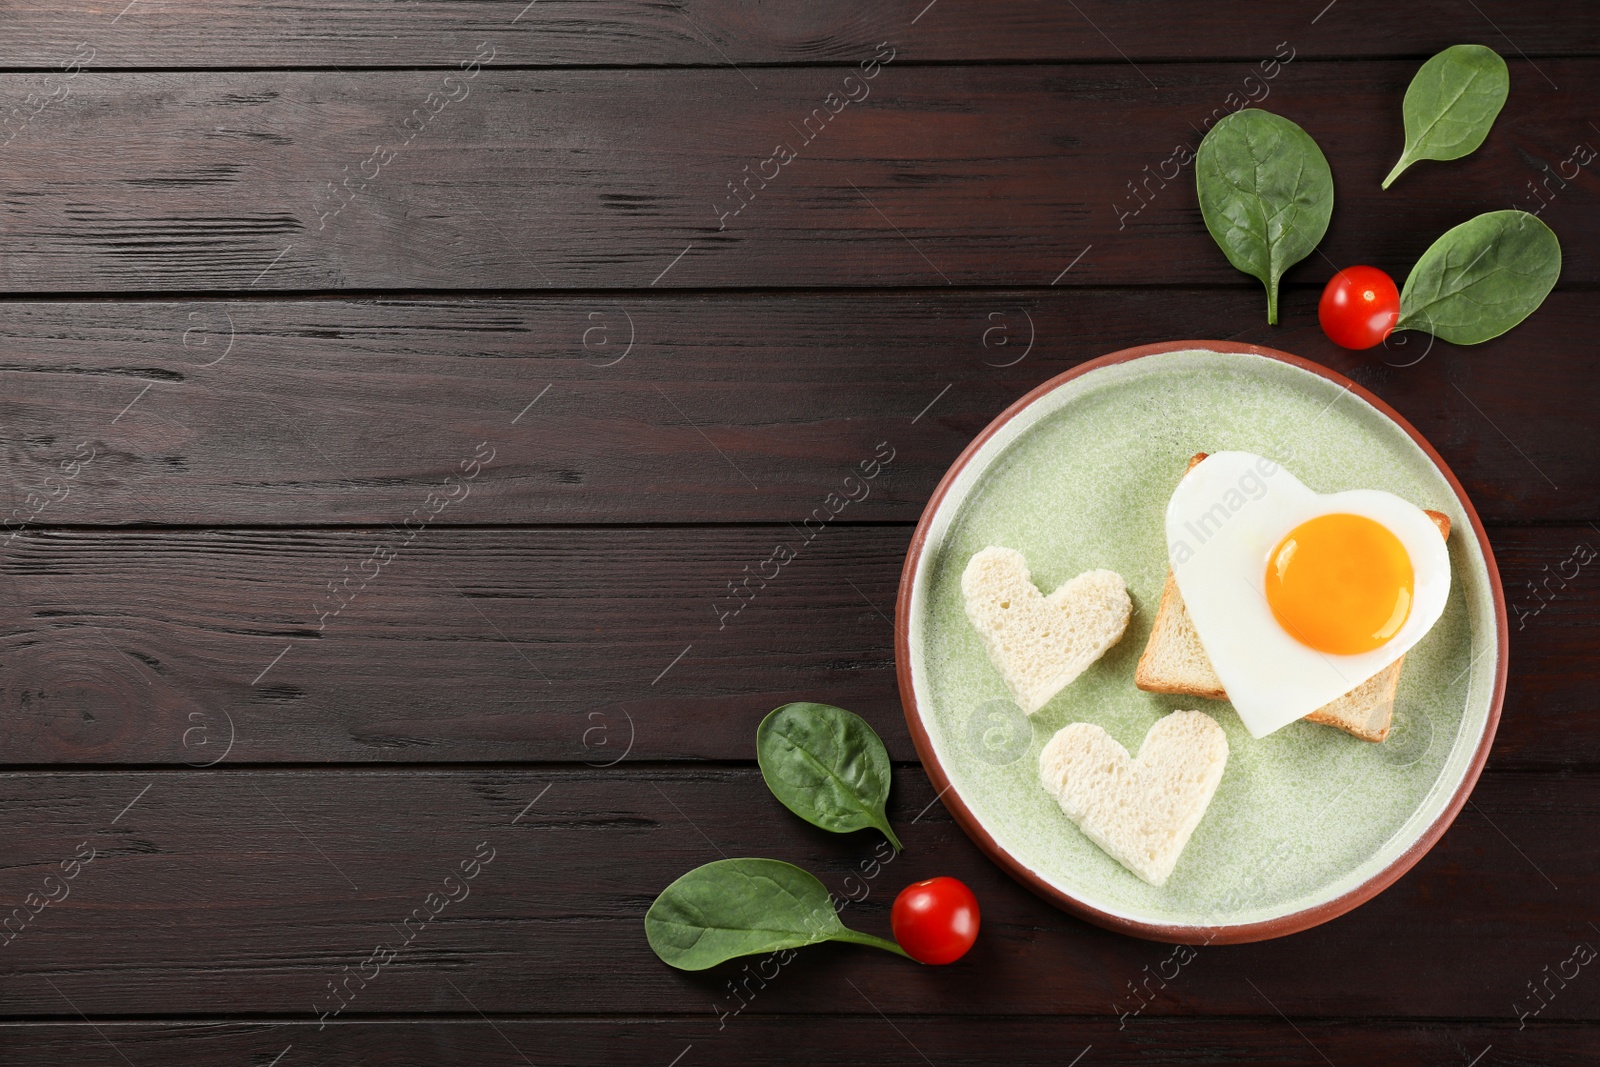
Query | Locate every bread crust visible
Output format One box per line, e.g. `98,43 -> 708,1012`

1303,664 -> 1399,741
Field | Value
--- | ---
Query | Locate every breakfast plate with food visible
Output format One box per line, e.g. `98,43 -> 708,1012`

896,340 -> 1506,943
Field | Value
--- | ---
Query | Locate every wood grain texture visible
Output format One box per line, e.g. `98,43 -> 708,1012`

1,0 -> 1594,1055
0,293 -> 1593,526
0,61 -> 1594,292
0,767 -> 1592,1019
0,1018 -> 1589,1067
0,525 -> 1589,767
3,1 -> 1596,69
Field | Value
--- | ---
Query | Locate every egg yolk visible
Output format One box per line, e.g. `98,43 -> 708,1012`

1265,513 -> 1414,655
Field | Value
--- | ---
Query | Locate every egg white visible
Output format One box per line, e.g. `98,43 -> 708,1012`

1165,451 -> 1452,739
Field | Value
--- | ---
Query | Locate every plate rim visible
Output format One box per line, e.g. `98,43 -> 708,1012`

893,339 -> 1508,944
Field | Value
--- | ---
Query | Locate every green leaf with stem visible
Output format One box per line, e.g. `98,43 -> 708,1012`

757,702 -> 903,851
1397,209 -> 1560,344
1383,44 -> 1509,189
645,858 -> 912,970
1196,108 -> 1334,324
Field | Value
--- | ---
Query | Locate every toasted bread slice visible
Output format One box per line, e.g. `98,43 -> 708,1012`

1302,665 -> 1401,741
1134,453 -> 1450,742
1134,569 -> 1227,700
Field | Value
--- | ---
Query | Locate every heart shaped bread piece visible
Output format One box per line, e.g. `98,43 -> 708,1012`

1039,710 -> 1228,886
962,547 -> 1131,715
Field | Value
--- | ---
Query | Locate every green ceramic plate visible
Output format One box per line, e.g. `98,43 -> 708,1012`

896,342 -> 1505,943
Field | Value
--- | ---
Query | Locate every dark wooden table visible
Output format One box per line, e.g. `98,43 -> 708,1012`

1,3 -> 1596,1064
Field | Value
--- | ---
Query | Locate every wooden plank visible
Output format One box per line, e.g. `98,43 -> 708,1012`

3,2 -> 1596,69
0,293 -> 1593,526
1490,528 -> 1600,768
0,525 -> 1589,768
0,525 -> 907,766
0,62 -> 1594,291
0,767 -> 1592,1019
0,1017 -> 1590,1067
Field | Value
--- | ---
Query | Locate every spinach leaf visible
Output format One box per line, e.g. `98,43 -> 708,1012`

1382,44 -> 1509,189
1196,108 -> 1334,324
1397,210 -> 1560,344
645,858 -> 910,970
757,702 -> 903,851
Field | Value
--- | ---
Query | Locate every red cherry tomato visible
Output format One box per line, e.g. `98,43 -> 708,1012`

1318,266 -> 1401,350
891,877 -> 980,965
